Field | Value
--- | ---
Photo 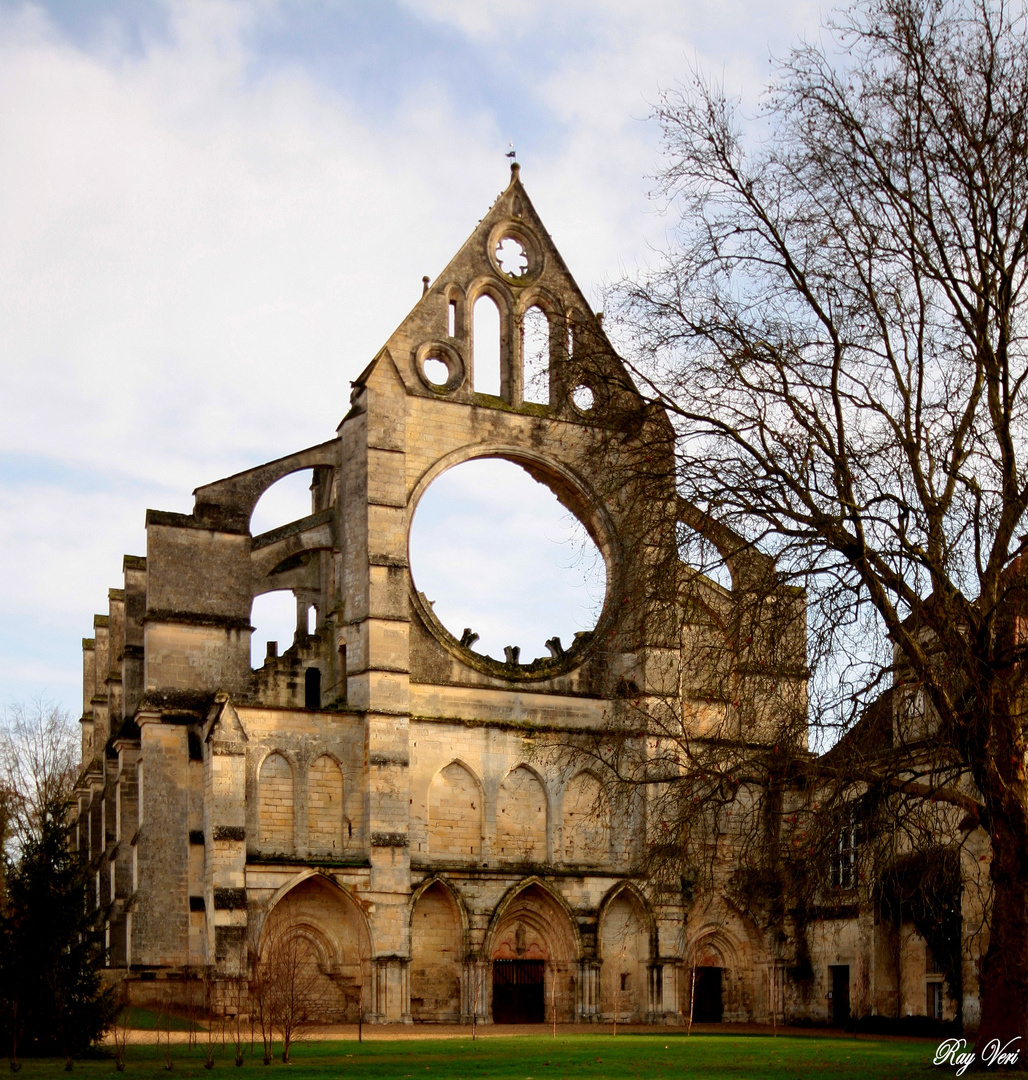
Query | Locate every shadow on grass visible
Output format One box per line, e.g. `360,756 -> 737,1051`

7,1033 -> 936,1078
118,1007 -> 205,1033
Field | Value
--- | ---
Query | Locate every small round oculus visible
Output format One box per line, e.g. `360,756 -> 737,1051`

415,342 -> 464,393
571,385 -> 595,413
422,357 -> 449,386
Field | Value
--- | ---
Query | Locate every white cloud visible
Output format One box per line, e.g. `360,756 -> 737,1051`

0,0 -> 826,713
410,460 -> 606,661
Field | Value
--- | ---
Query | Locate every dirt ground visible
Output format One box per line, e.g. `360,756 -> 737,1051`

106,1021 -> 929,1045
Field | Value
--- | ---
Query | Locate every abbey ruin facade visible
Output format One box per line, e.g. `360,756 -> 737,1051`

72,168 -> 978,1027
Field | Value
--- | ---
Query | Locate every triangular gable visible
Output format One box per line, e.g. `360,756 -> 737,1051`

355,164 -> 640,421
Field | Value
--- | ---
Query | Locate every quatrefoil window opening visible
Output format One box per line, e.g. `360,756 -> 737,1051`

495,236 -> 529,278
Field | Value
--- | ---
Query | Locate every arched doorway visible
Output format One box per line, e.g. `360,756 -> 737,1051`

259,875 -> 371,1022
687,932 -> 738,1024
488,883 -> 578,1024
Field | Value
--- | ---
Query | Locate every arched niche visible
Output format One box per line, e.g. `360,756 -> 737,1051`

598,885 -> 652,1022
496,766 -> 547,865
427,761 -> 483,862
562,771 -> 610,866
307,755 -> 343,855
260,874 -> 371,1023
258,751 -> 295,854
410,881 -> 463,1021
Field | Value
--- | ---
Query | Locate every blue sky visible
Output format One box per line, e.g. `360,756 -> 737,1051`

0,0 -> 823,717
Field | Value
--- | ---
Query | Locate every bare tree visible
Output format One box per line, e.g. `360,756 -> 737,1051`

354,924 -> 372,1043
246,908 -> 274,1066
232,995 -> 245,1068
202,964 -> 216,1070
468,957 -> 481,1041
0,701 -> 78,859
686,957 -> 696,1037
157,982 -> 174,1072
611,937 -> 628,1036
110,1005 -> 129,1072
600,0 -> 1028,1048
255,913 -> 326,1064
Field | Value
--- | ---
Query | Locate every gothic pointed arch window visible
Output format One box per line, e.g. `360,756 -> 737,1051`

522,305 -> 550,405
473,294 -> 501,396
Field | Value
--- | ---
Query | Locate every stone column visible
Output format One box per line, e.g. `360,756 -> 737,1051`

462,960 -> 490,1024
663,963 -> 682,1021
372,957 -> 411,1023
341,365 -> 413,1021
578,960 -> 601,1019
647,963 -> 664,1021
204,696 -> 248,978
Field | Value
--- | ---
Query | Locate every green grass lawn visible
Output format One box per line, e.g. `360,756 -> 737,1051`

115,1009 -> 204,1033
7,1033 -> 936,1079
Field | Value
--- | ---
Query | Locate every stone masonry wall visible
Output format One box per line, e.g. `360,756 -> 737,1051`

409,883 -> 462,1020
427,761 -> 482,861
258,753 -> 295,853
308,755 -> 344,855
496,766 -> 547,865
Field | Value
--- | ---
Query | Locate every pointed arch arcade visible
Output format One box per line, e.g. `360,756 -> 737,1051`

485,879 -> 580,1023
409,877 -> 466,1021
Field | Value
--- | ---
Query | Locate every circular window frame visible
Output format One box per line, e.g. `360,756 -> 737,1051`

570,384 -> 597,416
407,448 -> 618,682
567,376 -> 609,420
415,341 -> 465,394
487,221 -> 544,285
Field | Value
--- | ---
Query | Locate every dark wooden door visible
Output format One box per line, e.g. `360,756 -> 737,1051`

693,966 -> 723,1022
492,960 -> 545,1023
829,965 -> 850,1026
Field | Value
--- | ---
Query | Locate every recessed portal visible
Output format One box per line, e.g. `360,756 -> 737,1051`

693,967 -> 723,1023
493,959 -> 544,1023
409,459 -> 606,664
